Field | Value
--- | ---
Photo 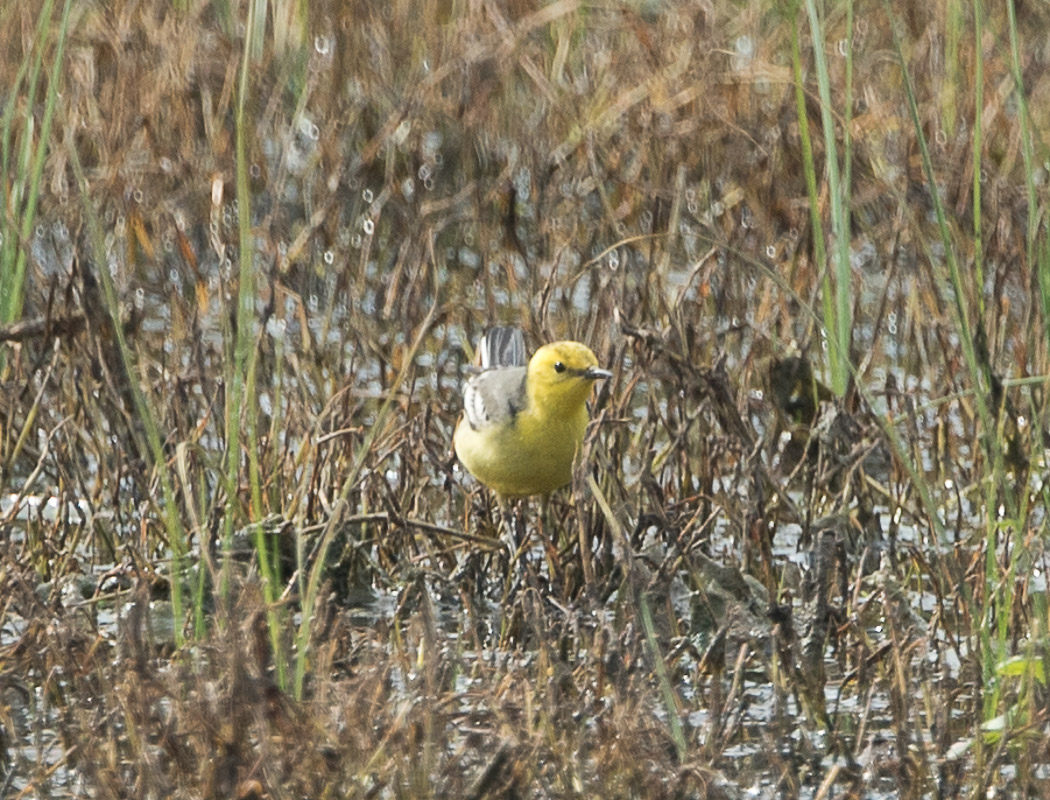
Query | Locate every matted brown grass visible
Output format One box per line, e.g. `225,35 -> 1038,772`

2,0 -> 1050,797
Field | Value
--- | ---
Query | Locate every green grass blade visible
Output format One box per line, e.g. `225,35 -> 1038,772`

885,4 -> 993,451
226,0 -> 289,688
789,6 -> 830,353
972,0 -> 985,318
68,139 -> 189,652
1,0 -> 60,329
1005,0 -> 1038,264
803,0 -> 852,397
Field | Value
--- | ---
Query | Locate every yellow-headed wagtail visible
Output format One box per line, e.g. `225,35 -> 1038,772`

453,327 -> 611,497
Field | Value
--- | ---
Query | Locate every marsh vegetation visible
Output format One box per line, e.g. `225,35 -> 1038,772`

2,0 -> 1050,797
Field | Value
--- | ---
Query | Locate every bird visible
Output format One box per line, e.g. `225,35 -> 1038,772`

453,327 -> 611,498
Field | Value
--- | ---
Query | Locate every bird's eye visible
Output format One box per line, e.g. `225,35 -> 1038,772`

553,361 -> 566,373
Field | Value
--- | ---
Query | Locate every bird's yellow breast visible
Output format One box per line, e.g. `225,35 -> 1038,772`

454,402 -> 589,497
453,336 -> 608,497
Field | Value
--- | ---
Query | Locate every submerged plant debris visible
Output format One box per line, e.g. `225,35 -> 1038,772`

2,0 -> 1050,798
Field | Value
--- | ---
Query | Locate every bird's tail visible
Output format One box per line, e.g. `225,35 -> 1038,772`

477,326 -> 527,369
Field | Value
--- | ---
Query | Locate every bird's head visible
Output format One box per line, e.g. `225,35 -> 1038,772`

526,341 -> 612,412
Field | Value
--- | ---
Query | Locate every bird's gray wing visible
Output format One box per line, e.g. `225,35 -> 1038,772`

462,366 -> 527,430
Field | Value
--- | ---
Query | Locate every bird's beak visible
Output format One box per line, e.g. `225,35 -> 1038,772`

584,367 -> 613,381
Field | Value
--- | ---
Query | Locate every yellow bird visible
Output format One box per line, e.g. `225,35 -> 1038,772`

453,327 -> 611,497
